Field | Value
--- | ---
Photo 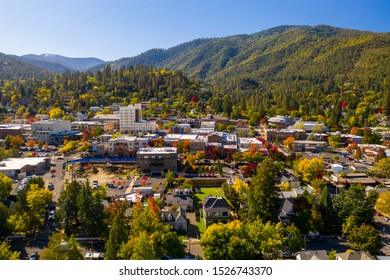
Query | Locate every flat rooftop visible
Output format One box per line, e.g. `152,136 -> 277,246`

0,157 -> 48,171
137,147 -> 177,154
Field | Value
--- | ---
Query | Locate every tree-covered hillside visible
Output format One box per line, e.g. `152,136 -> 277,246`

99,25 -> 390,85
0,52 -> 49,80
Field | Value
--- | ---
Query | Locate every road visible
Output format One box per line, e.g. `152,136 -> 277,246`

45,156 -> 66,202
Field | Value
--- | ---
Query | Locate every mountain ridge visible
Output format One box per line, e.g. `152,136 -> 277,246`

20,54 -> 105,72
90,24 -> 390,84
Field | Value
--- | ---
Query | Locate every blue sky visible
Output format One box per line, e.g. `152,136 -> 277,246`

1,0 -> 389,61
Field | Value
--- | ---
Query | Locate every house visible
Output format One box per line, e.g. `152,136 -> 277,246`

280,174 -> 301,188
166,188 -> 193,211
278,198 -> 294,226
161,208 -> 187,232
202,196 -> 230,228
336,251 -> 376,260
296,250 -> 329,260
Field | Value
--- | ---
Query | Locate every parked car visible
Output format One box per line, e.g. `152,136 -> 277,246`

50,173 -> 55,178
29,252 -> 39,260
48,183 -> 54,191
48,210 -> 55,221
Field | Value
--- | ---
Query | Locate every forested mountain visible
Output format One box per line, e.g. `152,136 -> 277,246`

95,25 -> 390,83
0,52 -> 49,79
21,54 -> 105,72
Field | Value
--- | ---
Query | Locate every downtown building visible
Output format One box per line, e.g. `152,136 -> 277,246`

119,103 -> 157,135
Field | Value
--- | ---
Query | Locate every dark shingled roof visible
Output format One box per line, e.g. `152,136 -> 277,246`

202,196 -> 230,212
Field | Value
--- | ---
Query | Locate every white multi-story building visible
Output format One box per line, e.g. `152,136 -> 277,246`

30,120 -> 71,143
119,103 -> 157,134
107,135 -> 149,157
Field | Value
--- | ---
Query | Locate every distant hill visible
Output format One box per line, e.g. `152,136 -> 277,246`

95,25 -> 390,85
21,54 -> 105,72
0,52 -> 49,80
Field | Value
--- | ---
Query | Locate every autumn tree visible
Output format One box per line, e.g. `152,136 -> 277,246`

0,241 -> 20,260
0,174 -> 12,200
283,136 -> 295,151
27,139 -> 36,148
49,107 -> 64,119
294,158 -> 324,183
370,158 -> 390,178
376,191 -> 390,217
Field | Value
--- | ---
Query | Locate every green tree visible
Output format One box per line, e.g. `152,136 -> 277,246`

0,202 -> 10,237
215,123 -> 226,132
328,134 -> 341,149
119,201 -> 184,260
291,192 -> 323,234
347,224 -> 383,255
57,181 -> 81,235
40,232 -> 83,260
247,158 -> 280,223
334,184 -> 378,227
76,183 -> 106,237
165,170 -> 176,189
0,241 -> 20,260
318,186 -> 337,234
247,220 -> 285,260
105,213 -> 129,260
285,224 -> 304,253
226,124 -> 235,133
200,220 -> 255,260
0,174 -> 12,199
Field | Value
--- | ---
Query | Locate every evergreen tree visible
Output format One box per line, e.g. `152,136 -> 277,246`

105,213 -> 128,260
247,158 -> 280,223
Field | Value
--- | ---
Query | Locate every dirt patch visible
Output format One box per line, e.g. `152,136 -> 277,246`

65,162 -> 137,187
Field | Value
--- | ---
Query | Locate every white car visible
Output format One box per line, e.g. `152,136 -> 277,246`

48,210 -> 55,221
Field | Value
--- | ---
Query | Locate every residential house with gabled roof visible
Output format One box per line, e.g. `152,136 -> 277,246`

166,188 -> 193,212
336,251 -> 376,260
202,196 -> 231,228
278,198 -> 294,226
296,250 -> 329,260
161,207 -> 187,232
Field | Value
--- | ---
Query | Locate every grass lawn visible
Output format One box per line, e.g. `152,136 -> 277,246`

194,187 -> 225,236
